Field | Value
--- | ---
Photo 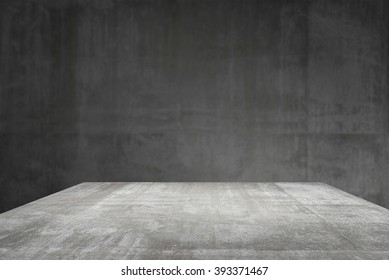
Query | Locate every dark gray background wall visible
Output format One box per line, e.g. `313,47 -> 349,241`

1,0 -> 388,213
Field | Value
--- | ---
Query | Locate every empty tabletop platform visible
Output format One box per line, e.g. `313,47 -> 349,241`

0,182 -> 388,259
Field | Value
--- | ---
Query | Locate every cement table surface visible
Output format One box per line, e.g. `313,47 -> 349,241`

0,182 -> 388,259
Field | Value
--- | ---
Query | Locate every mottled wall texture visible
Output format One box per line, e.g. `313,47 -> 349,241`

1,0 -> 388,212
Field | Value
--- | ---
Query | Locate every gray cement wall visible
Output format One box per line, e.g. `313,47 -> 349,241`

1,0 -> 388,212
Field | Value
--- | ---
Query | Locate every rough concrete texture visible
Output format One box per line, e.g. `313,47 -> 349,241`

0,182 -> 389,260
0,0 -> 389,212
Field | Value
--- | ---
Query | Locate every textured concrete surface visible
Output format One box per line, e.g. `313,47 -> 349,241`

0,182 -> 389,260
1,0 -> 389,213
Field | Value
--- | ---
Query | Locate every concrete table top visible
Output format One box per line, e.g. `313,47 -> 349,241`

0,182 -> 388,259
